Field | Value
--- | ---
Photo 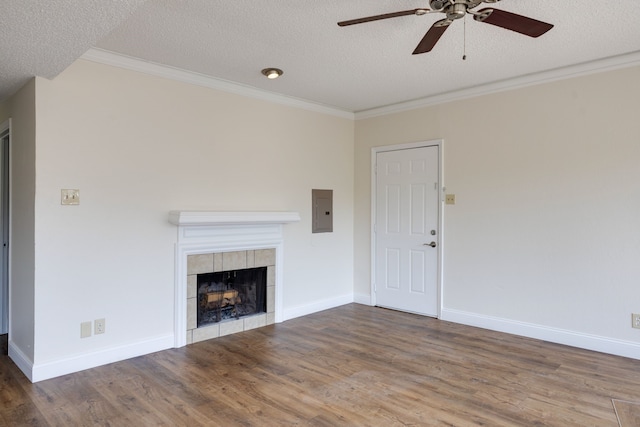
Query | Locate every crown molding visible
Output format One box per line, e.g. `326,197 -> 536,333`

81,48 -> 354,120
355,50 -> 640,120
81,48 -> 640,122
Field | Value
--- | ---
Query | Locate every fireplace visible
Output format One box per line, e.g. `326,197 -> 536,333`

185,248 -> 275,343
197,267 -> 267,326
170,211 -> 300,347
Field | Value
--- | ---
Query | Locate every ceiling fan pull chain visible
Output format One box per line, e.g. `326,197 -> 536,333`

462,14 -> 467,60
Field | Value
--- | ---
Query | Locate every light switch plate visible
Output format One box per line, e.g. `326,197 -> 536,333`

80,321 -> 91,338
61,189 -> 80,205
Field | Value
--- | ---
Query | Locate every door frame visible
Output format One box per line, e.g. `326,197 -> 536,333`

0,119 -> 11,335
370,139 -> 444,317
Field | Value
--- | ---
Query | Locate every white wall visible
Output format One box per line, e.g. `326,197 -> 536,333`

12,56 -> 640,380
30,60 -> 354,378
0,80 -> 37,371
355,66 -> 640,356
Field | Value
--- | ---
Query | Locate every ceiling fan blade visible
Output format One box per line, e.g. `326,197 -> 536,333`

412,20 -> 450,54
474,8 -> 553,37
338,9 -> 429,27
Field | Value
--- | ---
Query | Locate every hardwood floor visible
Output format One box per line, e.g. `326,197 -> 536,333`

1,304 -> 640,426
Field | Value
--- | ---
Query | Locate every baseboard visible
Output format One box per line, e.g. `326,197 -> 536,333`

353,293 -> 373,306
441,308 -> 640,360
283,293 -> 354,321
8,341 -> 34,382
30,334 -> 174,383
19,295 -> 353,382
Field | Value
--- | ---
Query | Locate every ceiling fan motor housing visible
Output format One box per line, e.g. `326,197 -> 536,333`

429,0 -> 447,10
448,3 -> 467,19
431,1 -> 474,20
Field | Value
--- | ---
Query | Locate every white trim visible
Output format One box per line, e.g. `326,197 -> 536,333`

282,294 -> 353,321
0,119 -> 9,134
169,210 -> 300,226
0,119 -> 9,337
370,140 -> 444,317
353,293 -> 373,306
8,339 -> 33,382
30,334 -> 174,383
356,51 -> 640,119
441,308 -> 640,361
81,48 -> 354,120
171,212 -> 300,347
81,49 -> 640,122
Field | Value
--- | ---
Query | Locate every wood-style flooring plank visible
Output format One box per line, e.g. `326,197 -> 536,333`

613,399 -> 640,427
1,304 -> 639,425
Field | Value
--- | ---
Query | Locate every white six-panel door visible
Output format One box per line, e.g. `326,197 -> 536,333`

374,145 -> 439,316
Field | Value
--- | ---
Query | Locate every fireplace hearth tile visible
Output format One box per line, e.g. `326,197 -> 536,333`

246,250 -> 255,268
187,275 -> 197,299
222,251 -> 247,271
267,312 -> 276,325
187,253 -> 214,275
193,324 -> 220,343
186,248 -> 278,345
219,319 -> 245,337
267,287 -> 275,313
255,249 -> 276,267
187,298 -> 197,330
267,266 -> 275,287
213,252 -> 223,272
244,314 -> 267,331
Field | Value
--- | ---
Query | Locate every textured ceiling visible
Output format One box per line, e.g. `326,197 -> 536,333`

3,0 -> 640,112
0,0 -> 147,102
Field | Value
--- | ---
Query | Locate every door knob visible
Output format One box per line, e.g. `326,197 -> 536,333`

424,241 -> 436,248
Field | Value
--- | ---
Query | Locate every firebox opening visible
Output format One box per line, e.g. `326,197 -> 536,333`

197,266 -> 267,327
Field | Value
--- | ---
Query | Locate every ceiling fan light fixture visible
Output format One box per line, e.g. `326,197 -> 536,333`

261,68 -> 283,79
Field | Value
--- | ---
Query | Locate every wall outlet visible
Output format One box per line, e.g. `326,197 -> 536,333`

632,313 -> 640,329
80,321 -> 92,338
445,194 -> 456,205
95,318 -> 106,334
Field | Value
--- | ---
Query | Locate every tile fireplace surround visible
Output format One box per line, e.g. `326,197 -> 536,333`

169,211 -> 300,347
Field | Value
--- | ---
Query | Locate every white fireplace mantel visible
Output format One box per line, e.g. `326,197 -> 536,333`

169,211 -> 301,226
170,210 -> 300,348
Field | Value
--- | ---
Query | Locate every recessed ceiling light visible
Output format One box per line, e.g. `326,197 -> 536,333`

261,68 -> 283,79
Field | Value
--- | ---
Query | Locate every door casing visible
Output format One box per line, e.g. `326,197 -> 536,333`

0,119 -> 10,335
370,139 -> 444,316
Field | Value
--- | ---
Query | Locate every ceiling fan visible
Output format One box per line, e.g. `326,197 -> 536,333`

338,0 -> 553,55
